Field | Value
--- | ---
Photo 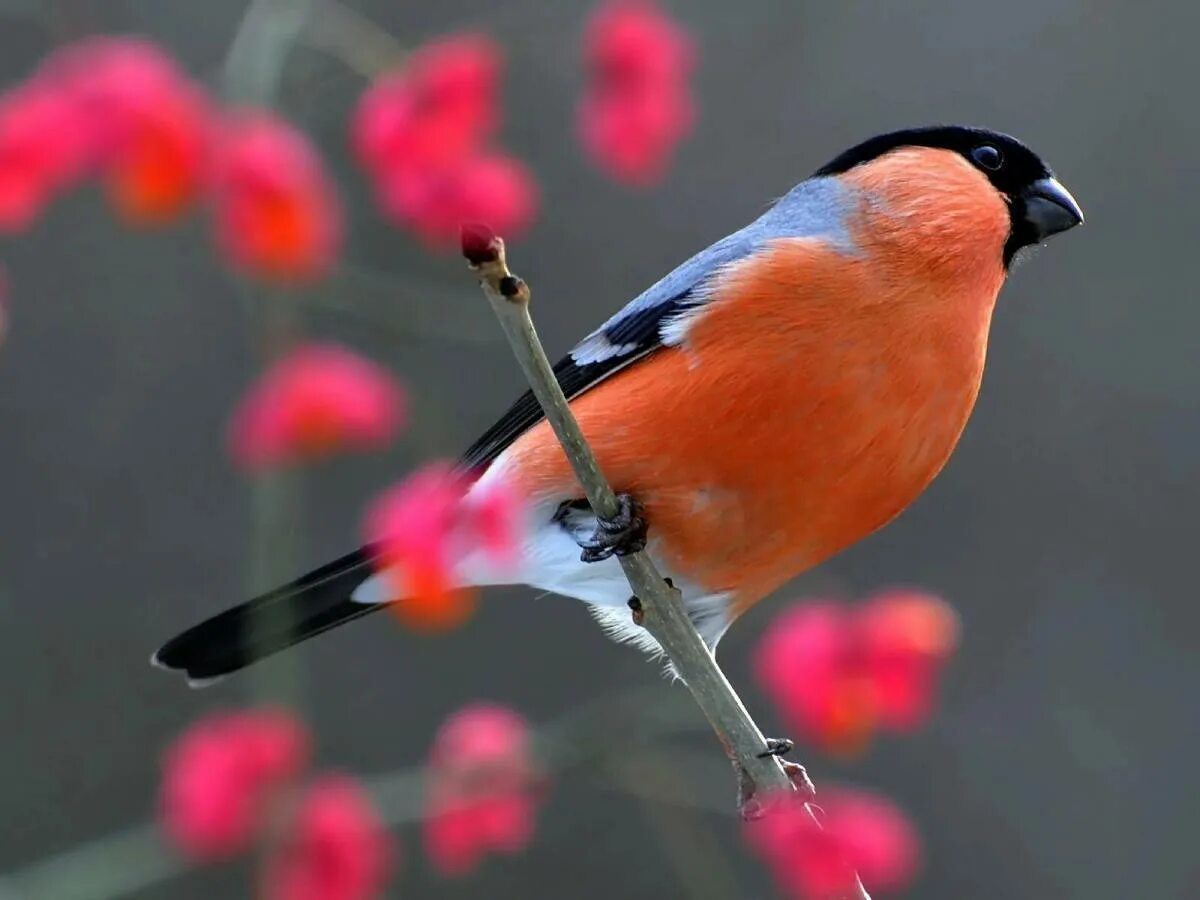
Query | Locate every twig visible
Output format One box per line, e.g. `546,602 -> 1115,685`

302,0 -> 407,78
222,0 -> 314,707
461,224 -> 869,900
222,0 -> 317,104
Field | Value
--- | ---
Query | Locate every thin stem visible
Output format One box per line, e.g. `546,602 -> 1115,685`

222,0 -> 313,705
0,827 -> 179,900
302,0 -> 407,78
609,753 -> 746,900
223,0 -> 318,104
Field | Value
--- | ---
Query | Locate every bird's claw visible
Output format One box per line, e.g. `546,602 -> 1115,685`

578,493 -> 647,563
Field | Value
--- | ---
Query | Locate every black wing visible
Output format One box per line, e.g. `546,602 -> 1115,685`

458,214 -> 769,472
460,286 -> 701,471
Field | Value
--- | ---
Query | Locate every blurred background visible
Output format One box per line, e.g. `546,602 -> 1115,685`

1,0 -> 1198,897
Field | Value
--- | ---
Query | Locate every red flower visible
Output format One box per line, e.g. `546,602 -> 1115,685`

423,704 -> 542,876
159,709 -> 309,860
211,112 -> 342,282
578,0 -> 696,185
353,34 -> 501,178
352,33 -> 538,247
228,343 -> 406,471
860,590 -> 960,731
0,81 -> 91,231
744,788 -> 920,899
754,591 -> 958,756
380,152 -> 537,249
465,473 -> 524,567
363,465 -> 525,630
43,37 -> 212,223
263,775 -> 393,900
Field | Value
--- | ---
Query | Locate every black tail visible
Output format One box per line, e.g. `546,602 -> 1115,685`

152,547 -> 385,684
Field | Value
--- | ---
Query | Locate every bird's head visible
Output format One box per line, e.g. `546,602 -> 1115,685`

816,125 -> 1083,268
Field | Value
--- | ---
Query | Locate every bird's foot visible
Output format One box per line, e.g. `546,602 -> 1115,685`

578,493 -> 647,563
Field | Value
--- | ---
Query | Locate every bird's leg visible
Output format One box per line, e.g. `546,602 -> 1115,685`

577,493 -> 647,563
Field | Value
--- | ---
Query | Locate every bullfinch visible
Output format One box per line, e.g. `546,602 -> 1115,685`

155,125 -> 1083,683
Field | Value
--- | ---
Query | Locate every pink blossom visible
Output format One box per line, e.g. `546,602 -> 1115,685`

860,590 -> 960,731
352,33 -> 538,247
363,465 -> 525,630
744,788 -> 920,899
159,709 -> 309,860
578,0 -> 696,185
0,82 -> 91,231
380,152 -> 538,249
228,343 -> 406,471
43,37 -> 212,222
754,592 -> 958,756
353,34 -> 501,178
211,112 -> 342,282
263,775 -> 393,900
423,704 -> 542,876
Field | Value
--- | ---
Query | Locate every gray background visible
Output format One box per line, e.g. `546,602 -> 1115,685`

2,0 -> 1198,897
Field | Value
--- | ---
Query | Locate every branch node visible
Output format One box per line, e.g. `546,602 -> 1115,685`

499,275 -> 525,299
628,595 -> 645,627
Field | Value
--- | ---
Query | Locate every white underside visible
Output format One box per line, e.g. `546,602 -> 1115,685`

351,460 -> 733,656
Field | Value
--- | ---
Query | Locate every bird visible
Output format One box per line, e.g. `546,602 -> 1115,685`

154,125 -> 1082,685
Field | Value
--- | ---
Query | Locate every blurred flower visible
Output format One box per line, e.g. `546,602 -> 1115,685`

464,473 -> 524,567
228,343 -> 406,471
352,33 -> 538,248
353,34 -> 501,177
160,709 -> 309,859
0,81 -> 91,231
754,591 -> 958,756
211,112 -> 342,282
578,0 -> 695,185
423,703 -> 542,876
859,590 -> 960,731
363,466 -> 525,630
379,152 -> 537,249
364,463 -> 471,629
43,37 -> 212,223
263,775 -> 393,900
744,787 -> 920,900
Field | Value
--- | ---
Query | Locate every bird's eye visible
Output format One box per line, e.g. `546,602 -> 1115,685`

971,144 -> 1003,171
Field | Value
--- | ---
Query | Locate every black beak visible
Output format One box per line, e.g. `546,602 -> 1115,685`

1022,177 -> 1084,241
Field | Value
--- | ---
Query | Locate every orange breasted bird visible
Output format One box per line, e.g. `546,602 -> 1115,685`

154,125 -> 1082,683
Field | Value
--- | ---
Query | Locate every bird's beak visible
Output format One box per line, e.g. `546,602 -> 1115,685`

1021,177 -> 1084,240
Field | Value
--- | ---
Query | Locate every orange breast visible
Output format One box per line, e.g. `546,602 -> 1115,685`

505,157 -> 1008,612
